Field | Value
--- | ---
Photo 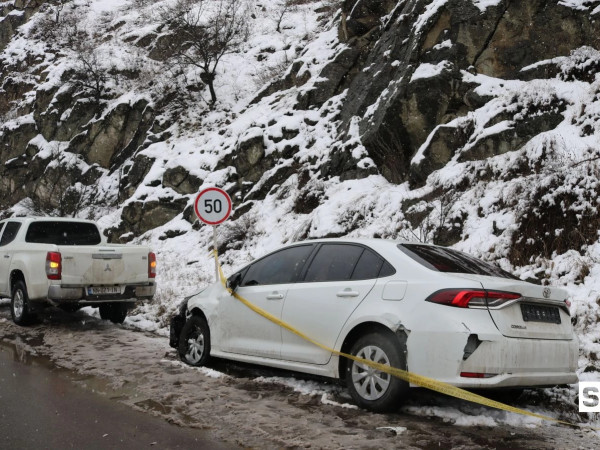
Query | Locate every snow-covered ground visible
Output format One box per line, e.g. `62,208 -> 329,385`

0,306 -> 598,448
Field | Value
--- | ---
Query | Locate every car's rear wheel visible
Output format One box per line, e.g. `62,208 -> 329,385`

178,315 -> 211,367
345,331 -> 409,412
11,281 -> 32,326
99,303 -> 128,324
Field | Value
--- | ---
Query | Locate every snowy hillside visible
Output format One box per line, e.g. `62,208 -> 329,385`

2,0 -> 600,427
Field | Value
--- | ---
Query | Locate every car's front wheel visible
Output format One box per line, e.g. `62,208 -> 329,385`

178,315 -> 211,367
345,331 -> 409,412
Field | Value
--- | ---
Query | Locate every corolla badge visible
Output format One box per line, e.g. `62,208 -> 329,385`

543,287 -> 551,299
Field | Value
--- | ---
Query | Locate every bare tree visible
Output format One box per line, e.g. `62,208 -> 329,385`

29,0 -> 78,42
52,0 -> 71,23
162,0 -> 250,106
71,47 -> 110,106
274,0 -> 293,33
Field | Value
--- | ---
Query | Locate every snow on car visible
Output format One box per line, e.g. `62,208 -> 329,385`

169,238 -> 577,412
0,217 -> 156,325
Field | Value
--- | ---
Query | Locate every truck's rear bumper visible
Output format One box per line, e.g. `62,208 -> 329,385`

47,283 -> 156,302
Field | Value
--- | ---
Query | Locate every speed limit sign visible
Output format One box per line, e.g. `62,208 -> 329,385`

194,187 -> 232,225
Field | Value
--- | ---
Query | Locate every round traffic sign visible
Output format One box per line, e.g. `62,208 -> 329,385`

194,187 -> 232,225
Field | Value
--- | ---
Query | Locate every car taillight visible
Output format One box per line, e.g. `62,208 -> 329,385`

46,252 -> 62,280
148,252 -> 156,278
426,289 -> 521,308
564,298 -> 571,316
460,372 -> 497,378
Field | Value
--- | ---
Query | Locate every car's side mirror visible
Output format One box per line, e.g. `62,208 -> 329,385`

226,272 -> 242,292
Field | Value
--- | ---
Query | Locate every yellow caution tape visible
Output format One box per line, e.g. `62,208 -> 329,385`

213,251 -> 595,430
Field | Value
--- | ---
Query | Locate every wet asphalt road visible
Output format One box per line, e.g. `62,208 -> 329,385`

0,344 -> 234,450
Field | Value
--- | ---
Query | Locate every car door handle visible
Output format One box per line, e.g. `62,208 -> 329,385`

337,289 -> 360,298
266,293 -> 284,300
3,255 -> 9,259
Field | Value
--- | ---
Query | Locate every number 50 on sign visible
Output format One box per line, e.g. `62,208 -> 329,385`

194,187 -> 232,225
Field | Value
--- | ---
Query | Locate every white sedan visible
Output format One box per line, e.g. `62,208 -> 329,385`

169,239 -> 578,412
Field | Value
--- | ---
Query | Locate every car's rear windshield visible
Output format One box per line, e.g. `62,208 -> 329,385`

26,221 -> 101,245
398,243 -> 518,279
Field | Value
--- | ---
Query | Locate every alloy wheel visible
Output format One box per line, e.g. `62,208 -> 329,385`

185,327 -> 205,364
351,345 -> 391,401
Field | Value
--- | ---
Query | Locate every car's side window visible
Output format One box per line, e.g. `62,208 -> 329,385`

0,222 -> 21,247
378,261 -> 396,277
351,248 -> 384,280
304,244 -> 364,282
241,245 -> 314,286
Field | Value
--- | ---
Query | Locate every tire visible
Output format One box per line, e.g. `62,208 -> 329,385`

178,315 -> 211,367
345,332 -> 409,413
478,388 -> 526,402
99,303 -> 128,324
59,304 -> 82,313
11,280 -> 32,326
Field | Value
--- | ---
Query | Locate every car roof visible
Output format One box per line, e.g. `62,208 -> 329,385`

0,216 -> 97,225
282,237 -> 419,247
275,237 -> 435,254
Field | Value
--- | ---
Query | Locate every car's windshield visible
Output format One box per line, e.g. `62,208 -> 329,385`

398,243 -> 518,279
25,221 -> 101,245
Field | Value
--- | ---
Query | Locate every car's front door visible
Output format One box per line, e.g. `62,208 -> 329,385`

218,244 -> 315,359
280,244 -> 383,365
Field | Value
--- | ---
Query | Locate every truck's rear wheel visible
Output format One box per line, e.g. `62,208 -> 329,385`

99,303 -> 128,324
11,281 -> 32,326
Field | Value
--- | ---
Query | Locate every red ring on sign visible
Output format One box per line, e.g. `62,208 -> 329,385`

194,187 -> 232,225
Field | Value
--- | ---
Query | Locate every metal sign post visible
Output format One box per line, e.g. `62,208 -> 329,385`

194,187 -> 233,283
213,225 -> 218,281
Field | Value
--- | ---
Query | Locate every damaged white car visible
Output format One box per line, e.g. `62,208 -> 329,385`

170,239 -> 578,412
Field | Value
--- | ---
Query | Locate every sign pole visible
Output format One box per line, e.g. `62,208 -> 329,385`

213,225 -> 218,282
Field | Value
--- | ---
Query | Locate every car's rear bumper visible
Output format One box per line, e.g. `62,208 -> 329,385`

408,329 -> 578,388
448,371 -> 578,388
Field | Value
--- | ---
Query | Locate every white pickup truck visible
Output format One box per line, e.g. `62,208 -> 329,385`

0,217 -> 156,325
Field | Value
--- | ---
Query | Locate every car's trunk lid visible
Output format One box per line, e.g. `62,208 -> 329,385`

450,274 -> 572,340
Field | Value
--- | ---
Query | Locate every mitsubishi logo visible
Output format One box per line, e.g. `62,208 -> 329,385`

543,287 -> 551,299
104,264 -> 112,272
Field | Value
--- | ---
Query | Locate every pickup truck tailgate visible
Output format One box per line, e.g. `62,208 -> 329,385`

59,246 -> 150,285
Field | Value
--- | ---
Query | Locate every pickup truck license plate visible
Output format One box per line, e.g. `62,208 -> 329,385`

88,286 -> 121,295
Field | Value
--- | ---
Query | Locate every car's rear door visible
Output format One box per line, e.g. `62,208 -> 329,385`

218,244 -> 315,360
280,243 -> 381,365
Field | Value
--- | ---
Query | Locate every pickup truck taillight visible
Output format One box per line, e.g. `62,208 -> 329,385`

46,252 -> 62,280
148,252 -> 156,278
